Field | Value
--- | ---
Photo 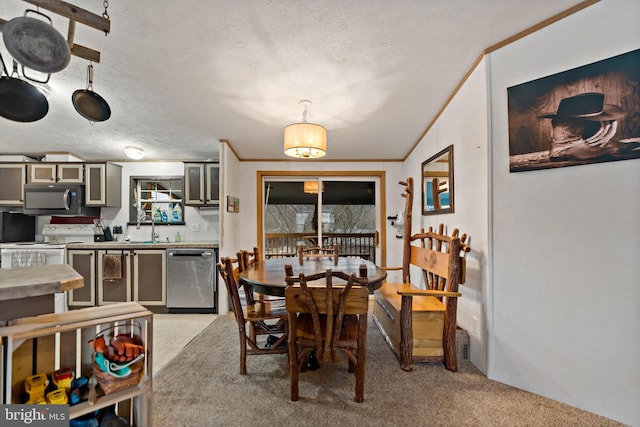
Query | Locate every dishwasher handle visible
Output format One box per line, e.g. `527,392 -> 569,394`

168,251 -> 214,257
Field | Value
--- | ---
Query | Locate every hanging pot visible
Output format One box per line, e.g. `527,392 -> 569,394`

2,9 -> 71,74
72,64 -> 111,122
0,54 -> 49,122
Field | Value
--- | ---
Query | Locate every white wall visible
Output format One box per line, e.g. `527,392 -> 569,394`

403,58 -> 489,372
487,0 -> 639,424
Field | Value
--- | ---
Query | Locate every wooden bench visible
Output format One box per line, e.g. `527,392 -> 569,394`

373,178 -> 469,371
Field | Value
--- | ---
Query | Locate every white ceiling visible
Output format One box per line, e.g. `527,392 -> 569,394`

0,0 -> 587,161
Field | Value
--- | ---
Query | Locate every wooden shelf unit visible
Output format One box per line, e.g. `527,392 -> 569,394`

0,302 -> 153,426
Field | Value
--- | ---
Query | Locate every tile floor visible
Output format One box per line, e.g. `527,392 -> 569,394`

152,313 -> 217,375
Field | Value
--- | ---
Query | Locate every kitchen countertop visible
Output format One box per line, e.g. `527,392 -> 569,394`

66,241 -> 219,250
0,264 -> 84,301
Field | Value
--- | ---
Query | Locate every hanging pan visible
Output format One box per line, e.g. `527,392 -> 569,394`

0,54 -> 49,122
2,9 -> 71,74
72,64 -> 111,122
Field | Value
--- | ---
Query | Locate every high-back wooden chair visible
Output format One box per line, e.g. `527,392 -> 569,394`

236,247 -> 260,305
373,178 -> 470,371
297,243 -> 339,265
285,266 -> 369,402
237,247 -> 283,302
217,256 -> 288,375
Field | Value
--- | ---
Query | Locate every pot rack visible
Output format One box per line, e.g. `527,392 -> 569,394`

0,0 -> 110,64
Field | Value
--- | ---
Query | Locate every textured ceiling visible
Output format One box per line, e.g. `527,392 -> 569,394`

0,0 -> 588,161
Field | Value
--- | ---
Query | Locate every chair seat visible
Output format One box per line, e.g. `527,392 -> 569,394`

377,282 -> 445,313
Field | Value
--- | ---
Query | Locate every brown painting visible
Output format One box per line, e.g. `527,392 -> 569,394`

507,49 -> 640,172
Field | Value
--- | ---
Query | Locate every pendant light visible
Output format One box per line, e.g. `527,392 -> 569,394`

284,99 -> 327,158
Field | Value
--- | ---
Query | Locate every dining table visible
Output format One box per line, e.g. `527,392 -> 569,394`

238,257 -> 387,297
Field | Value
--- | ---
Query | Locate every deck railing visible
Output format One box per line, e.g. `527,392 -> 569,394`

265,232 -> 376,260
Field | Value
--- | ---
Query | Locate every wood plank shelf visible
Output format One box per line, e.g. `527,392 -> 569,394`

0,302 -> 153,426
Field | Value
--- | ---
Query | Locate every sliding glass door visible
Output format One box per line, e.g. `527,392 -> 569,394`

261,174 -> 383,264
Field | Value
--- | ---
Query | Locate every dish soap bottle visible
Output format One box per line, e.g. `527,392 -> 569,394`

172,204 -> 182,222
174,231 -> 181,243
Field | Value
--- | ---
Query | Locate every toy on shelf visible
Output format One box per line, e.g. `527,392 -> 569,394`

24,373 -> 49,404
52,367 -> 74,392
88,325 -> 146,395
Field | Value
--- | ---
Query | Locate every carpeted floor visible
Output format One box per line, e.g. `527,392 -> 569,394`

152,314 -> 624,427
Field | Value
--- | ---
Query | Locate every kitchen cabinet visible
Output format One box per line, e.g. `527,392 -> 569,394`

133,249 -> 166,305
0,163 -> 26,206
67,250 -> 96,306
94,249 -> 166,306
85,162 -> 122,207
27,163 -> 84,183
184,162 -> 219,206
97,250 -> 132,305
0,302 -> 153,425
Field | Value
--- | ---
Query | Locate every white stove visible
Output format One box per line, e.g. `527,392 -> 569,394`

42,223 -> 97,244
0,222 -> 97,313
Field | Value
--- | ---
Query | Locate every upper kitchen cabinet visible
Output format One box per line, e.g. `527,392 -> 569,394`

0,163 -> 26,205
85,162 -> 122,207
27,163 -> 84,184
184,162 -> 219,207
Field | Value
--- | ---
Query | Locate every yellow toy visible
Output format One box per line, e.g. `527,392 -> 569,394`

46,389 -> 68,404
52,367 -> 74,392
24,373 -> 49,404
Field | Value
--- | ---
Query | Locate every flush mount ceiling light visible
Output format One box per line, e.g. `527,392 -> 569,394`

124,146 -> 144,160
284,99 -> 327,159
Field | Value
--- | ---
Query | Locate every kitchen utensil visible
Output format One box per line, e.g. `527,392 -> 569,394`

103,226 -> 113,241
72,63 -> 111,122
0,54 -> 49,122
2,9 -> 71,74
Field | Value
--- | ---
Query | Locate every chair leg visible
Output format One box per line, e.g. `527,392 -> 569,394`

354,316 -> 367,403
239,329 -> 247,375
288,320 -> 299,401
442,307 -> 458,372
348,357 -> 355,373
399,295 -> 413,371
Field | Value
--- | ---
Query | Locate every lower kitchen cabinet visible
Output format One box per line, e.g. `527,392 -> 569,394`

133,249 -> 166,306
68,250 -> 96,306
97,250 -> 132,305
68,249 -> 166,307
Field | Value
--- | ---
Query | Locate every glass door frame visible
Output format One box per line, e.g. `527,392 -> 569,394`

257,170 -> 387,266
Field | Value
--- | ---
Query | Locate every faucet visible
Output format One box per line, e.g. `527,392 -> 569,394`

136,214 -> 159,243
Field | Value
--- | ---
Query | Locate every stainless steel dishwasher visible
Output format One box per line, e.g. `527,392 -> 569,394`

166,248 -> 217,313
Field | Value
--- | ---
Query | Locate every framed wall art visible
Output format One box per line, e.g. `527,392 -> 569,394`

226,196 -> 239,213
507,48 -> 640,172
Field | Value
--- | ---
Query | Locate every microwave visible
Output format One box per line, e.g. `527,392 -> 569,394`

23,183 -> 100,216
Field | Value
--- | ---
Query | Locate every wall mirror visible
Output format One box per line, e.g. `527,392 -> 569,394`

421,145 -> 454,215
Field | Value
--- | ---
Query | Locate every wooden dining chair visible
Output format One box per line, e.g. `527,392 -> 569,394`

238,247 -> 284,302
284,265 -> 369,402
217,256 -> 288,375
297,243 -> 339,265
